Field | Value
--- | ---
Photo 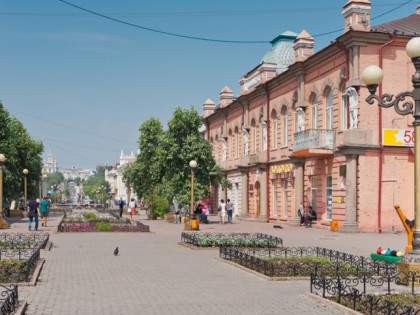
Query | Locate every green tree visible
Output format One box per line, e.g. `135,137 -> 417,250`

0,103 -> 43,201
161,107 -> 221,207
124,117 -> 164,212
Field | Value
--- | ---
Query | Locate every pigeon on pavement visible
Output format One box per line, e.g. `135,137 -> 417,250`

114,247 -> 119,256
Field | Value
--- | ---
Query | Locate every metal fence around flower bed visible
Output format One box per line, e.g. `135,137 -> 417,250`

0,248 -> 40,283
311,273 -> 420,314
0,232 -> 49,249
0,284 -> 19,315
219,247 -> 397,278
181,232 -> 283,248
57,220 -> 150,232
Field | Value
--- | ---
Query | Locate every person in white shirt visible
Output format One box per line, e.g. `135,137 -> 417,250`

218,199 -> 226,224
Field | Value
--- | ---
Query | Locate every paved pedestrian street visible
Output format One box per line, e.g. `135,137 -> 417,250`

12,212 -> 405,315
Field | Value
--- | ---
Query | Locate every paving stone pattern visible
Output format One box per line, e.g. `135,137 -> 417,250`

9,211 -> 405,315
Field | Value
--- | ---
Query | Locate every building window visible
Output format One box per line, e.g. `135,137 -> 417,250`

311,95 -> 318,129
326,176 -> 332,220
341,86 -> 349,130
282,108 -> 288,146
326,88 -> 333,129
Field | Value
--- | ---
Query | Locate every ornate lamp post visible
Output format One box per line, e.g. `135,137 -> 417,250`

362,37 -> 420,262
39,174 -> 47,199
23,169 -> 29,209
189,160 -> 198,216
0,154 -> 6,214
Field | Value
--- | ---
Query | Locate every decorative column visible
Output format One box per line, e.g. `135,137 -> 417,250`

290,158 -> 305,226
239,167 -> 249,218
340,152 -> 360,233
257,163 -> 268,222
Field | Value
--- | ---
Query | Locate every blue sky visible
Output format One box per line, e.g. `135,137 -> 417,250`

0,0 -> 417,170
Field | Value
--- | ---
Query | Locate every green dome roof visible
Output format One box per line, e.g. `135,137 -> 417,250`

262,31 -> 298,74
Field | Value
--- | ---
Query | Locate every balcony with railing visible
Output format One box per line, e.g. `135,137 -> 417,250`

292,129 -> 335,157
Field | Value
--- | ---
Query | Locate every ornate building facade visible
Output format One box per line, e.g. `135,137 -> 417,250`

203,0 -> 419,232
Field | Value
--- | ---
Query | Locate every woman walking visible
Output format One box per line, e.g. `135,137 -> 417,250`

218,199 -> 226,224
128,198 -> 136,220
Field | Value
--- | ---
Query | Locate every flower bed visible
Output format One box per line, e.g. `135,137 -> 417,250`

181,232 -> 283,248
0,232 -> 49,249
58,211 -> 150,232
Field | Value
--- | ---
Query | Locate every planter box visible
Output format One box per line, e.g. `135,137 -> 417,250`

397,261 -> 420,287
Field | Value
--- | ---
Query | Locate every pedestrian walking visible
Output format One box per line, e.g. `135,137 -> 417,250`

28,197 -> 39,231
226,198 -> 234,223
175,204 -> 183,224
40,197 -> 50,227
218,199 -> 226,224
128,198 -> 136,220
118,198 -> 124,218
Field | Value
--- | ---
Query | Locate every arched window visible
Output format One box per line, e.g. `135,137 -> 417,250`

282,107 -> 288,146
311,94 -> 318,129
325,88 -> 333,129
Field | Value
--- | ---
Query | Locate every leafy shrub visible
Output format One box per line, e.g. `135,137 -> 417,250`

0,241 -> 30,249
195,236 -> 275,247
0,259 -> 26,282
83,212 -> 99,220
96,222 -> 113,232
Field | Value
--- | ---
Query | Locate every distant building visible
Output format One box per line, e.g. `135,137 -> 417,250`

62,166 -> 94,181
42,150 -> 57,174
105,150 -> 137,203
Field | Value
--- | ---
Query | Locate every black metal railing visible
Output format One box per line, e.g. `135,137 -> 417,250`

0,232 -> 49,249
181,232 -> 283,248
0,284 -> 19,315
0,248 -> 40,283
310,272 -> 420,314
219,247 -> 396,278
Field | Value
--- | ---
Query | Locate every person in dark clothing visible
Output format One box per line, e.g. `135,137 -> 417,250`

118,198 -> 124,218
304,206 -> 317,228
194,203 -> 208,224
28,198 -> 39,231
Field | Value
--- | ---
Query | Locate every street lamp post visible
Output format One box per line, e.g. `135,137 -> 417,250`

189,160 -> 198,216
39,174 -> 47,199
0,154 -> 6,215
23,169 -> 29,209
362,37 -> 420,262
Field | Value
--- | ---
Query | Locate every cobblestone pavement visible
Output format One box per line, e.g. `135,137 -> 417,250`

8,210 -> 406,315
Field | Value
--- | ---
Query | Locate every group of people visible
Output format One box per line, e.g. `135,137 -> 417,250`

218,198 -> 234,224
118,197 -> 138,220
28,197 -> 50,231
297,203 -> 317,228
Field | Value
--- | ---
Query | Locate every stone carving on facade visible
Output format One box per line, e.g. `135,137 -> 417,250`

344,87 -> 359,129
222,139 -> 227,161
296,107 -> 305,131
262,121 -> 267,150
243,129 -> 249,155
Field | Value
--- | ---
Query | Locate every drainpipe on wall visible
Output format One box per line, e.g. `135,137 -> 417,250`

264,83 -> 270,222
377,34 -> 396,233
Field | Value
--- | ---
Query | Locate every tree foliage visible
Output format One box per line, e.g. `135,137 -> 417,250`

126,107 -> 222,211
0,103 -> 43,201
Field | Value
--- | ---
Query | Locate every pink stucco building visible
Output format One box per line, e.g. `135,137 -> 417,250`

202,0 -> 420,232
